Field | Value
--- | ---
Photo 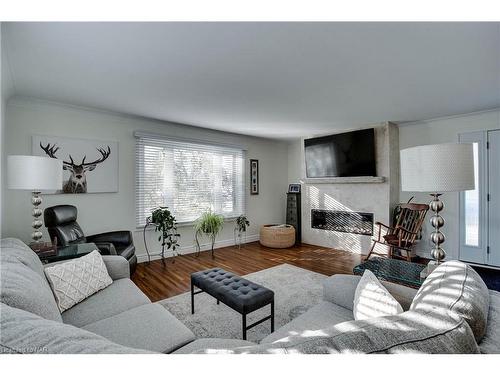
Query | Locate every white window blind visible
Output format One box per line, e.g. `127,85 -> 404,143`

135,133 -> 246,227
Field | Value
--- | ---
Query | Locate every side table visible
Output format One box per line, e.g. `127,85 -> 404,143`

353,257 -> 426,289
37,242 -> 100,264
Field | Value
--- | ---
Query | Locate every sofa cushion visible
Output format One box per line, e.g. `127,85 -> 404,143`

44,250 -> 113,312
479,290 -> 500,354
173,338 -> 256,354
353,270 -> 403,320
0,303 -> 151,354
0,238 -> 46,278
82,303 -> 195,353
213,309 -> 479,354
0,255 -> 62,322
61,278 -> 150,327
410,260 -> 489,342
261,301 -> 353,344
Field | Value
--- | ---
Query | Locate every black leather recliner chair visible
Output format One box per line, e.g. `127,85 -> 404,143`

44,205 -> 137,274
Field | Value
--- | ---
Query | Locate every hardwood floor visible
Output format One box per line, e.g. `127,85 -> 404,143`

132,241 -> 364,302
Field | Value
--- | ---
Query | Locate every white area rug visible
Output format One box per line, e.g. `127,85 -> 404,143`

158,264 -> 326,342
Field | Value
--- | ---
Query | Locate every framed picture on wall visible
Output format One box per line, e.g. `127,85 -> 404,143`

32,135 -> 119,194
288,183 -> 301,193
250,159 -> 259,195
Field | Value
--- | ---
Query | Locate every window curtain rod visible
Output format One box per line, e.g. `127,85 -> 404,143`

133,131 -> 247,151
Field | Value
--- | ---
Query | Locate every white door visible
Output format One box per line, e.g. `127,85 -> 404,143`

459,129 -> 500,267
488,130 -> 500,267
459,132 -> 488,264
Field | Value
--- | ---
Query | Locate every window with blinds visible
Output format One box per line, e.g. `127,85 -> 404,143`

135,132 -> 246,227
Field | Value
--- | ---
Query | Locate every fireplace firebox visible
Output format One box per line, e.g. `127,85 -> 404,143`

311,209 -> 373,236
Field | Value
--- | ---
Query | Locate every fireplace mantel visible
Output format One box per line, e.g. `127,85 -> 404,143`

303,176 -> 386,184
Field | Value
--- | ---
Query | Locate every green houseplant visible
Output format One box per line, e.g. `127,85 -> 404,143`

194,210 -> 224,258
150,207 -> 180,260
234,214 -> 250,249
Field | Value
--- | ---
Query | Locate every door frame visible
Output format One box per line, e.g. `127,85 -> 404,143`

487,129 -> 500,267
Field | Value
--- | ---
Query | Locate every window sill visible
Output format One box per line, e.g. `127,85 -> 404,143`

304,176 -> 386,184
135,216 -> 241,231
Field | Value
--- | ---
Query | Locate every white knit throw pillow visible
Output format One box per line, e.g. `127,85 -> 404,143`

353,269 -> 403,320
44,250 -> 113,312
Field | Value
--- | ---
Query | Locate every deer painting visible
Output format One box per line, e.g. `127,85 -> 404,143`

40,142 -> 111,194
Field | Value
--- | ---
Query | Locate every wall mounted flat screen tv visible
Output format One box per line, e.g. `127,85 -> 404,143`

304,128 -> 376,178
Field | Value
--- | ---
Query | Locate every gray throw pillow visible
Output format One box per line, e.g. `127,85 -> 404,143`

410,260 -> 489,342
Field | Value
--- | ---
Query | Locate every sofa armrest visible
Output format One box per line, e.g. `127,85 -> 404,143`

323,274 -> 361,311
322,274 -> 418,311
101,255 -> 130,280
87,231 -> 133,247
93,242 -> 117,255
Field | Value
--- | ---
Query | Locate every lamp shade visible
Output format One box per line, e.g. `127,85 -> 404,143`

400,143 -> 475,192
8,155 -> 63,191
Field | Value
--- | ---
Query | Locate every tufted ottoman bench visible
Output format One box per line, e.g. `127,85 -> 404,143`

191,268 -> 274,340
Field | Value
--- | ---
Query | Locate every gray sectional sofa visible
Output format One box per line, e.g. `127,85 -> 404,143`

1,238 -> 499,354
1,238 -> 194,353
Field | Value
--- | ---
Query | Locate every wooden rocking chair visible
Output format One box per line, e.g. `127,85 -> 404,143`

365,203 -> 429,262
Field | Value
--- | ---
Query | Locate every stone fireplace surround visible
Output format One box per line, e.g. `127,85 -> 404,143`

298,122 -> 400,255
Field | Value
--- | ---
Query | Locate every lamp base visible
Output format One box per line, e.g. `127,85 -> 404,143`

429,193 -> 446,264
31,191 -> 44,243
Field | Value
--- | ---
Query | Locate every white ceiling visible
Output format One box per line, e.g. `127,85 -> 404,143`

3,22 -> 500,139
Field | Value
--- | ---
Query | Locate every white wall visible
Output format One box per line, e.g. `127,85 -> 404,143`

399,109 -> 500,260
0,25 -> 3,238
2,98 -> 289,261
1,23 -> 15,237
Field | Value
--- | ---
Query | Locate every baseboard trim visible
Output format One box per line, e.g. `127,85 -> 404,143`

136,234 -> 260,263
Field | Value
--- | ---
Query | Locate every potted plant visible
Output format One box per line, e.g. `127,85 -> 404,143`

150,207 -> 181,260
234,214 -> 250,249
194,210 -> 224,258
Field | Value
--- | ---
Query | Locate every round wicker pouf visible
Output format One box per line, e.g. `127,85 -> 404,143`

260,224 -> 296,248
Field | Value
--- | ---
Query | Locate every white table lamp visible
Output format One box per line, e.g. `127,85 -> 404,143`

400,143 -> 475,265
8,155 -> 63,243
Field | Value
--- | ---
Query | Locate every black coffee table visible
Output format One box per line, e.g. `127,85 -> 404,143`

353,257 -> 426,288
191,268 -> 275,340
